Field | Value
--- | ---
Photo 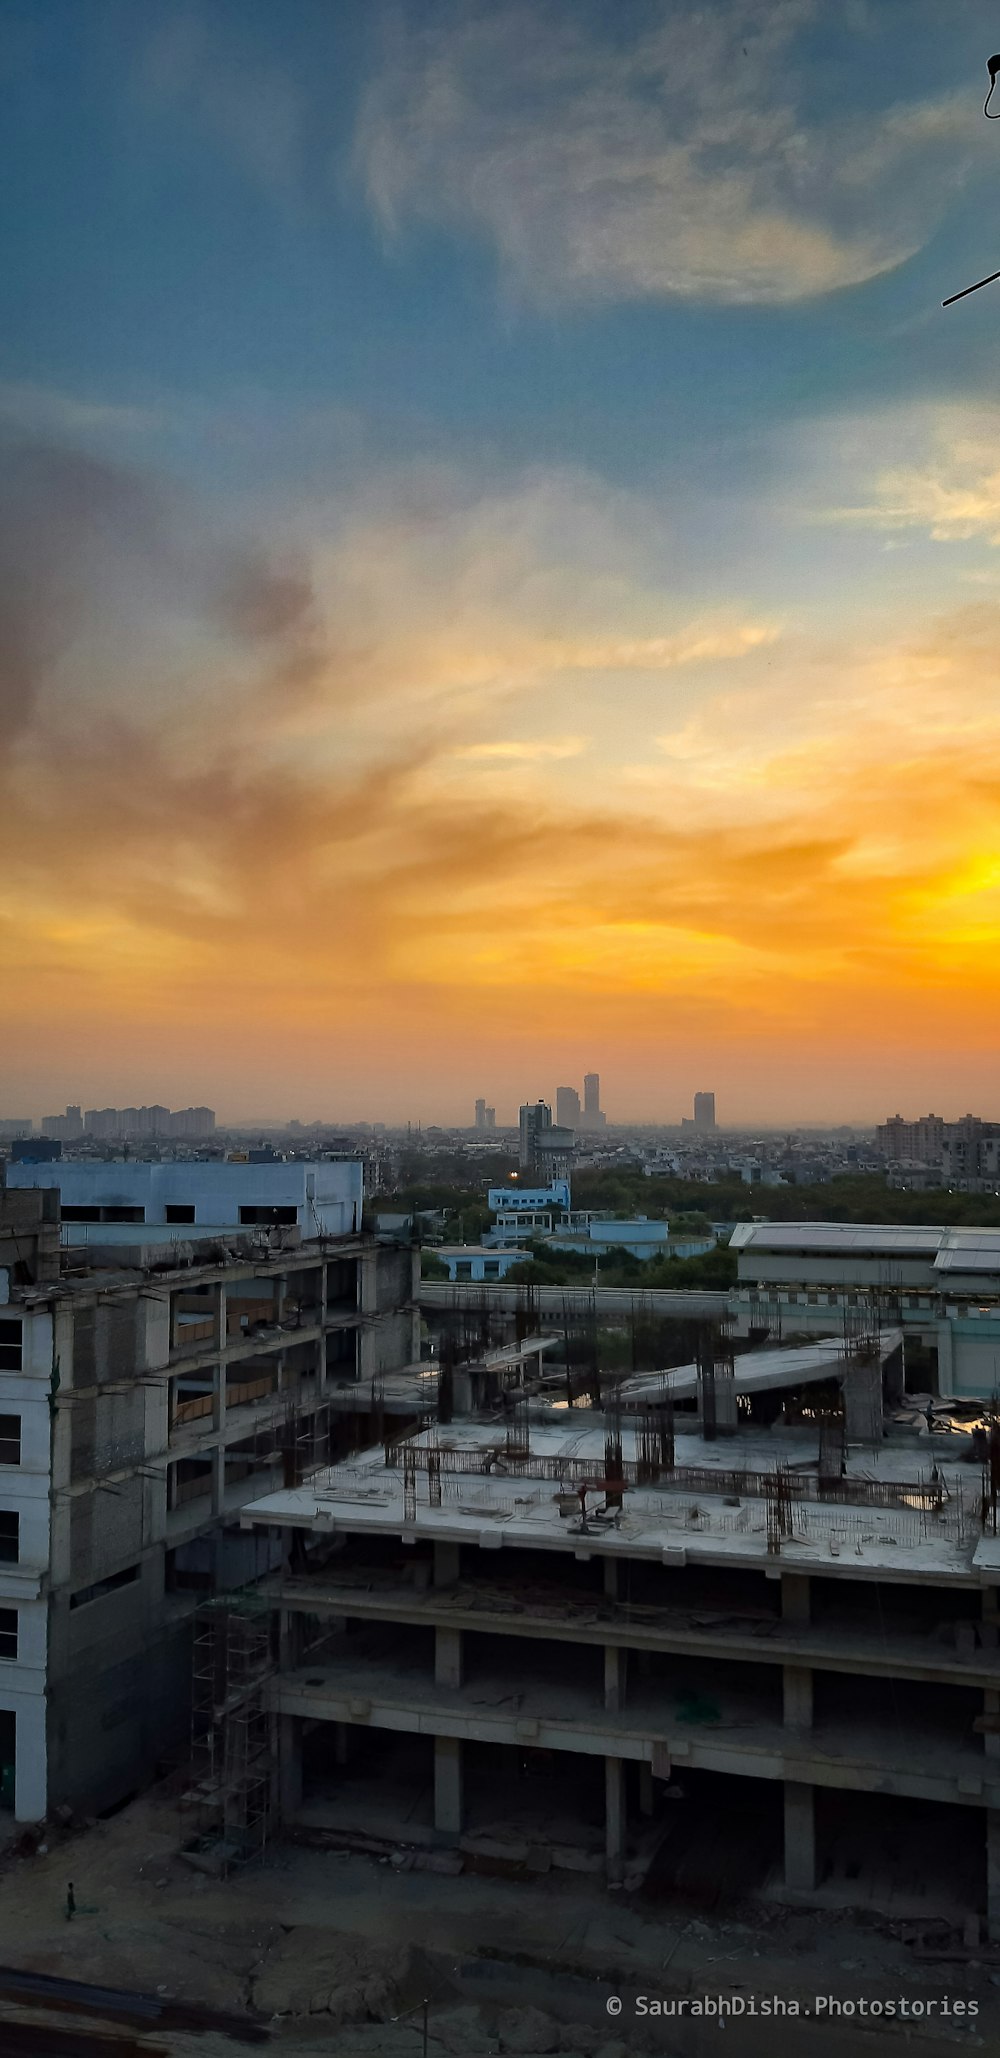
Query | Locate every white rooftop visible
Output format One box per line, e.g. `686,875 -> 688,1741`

731,1221 -> 1000,1273
617,1332 -> 902,1406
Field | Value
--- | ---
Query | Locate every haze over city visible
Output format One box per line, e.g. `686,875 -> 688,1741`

4,1 -> 1000,1123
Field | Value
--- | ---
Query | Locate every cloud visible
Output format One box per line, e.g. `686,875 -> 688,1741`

452,737 -> 590,761
4,430 -> 1000,1116
357,1 -> 984,307
820,404 -> 1000,545
0,382 -> 161,438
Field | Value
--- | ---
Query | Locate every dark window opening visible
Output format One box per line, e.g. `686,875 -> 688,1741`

0,1609 -> 15,1660
0,1417 -> 20,1467
0,1320 -> 22,1372
62,1206 -> 145,1224
0,1513 -> 18,1565
165,1205 -> 196,1224
239,1205 -> 298,1226
70,1562 -> 141,1610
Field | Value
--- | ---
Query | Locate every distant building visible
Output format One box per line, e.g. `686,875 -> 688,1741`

876,1114 -> 947,1165
582,1073 -> 606,1130
0,1120 -> 32,1141
876,1113 -> 1000,1188
518,1101 -> 552,1171
80,1105 -> 216,1140
434,1245 -> 530,1282
474,1100 -> 496,1133
40,1107 -> 83,1142
694,1092 -> 717,1131
556,1086 -> 581,1128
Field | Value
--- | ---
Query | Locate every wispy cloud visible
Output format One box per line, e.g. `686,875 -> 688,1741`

357,2 -> 984,307
451,736 -> 590,761
821,405 -> 1000,545
0,382 -> 161,438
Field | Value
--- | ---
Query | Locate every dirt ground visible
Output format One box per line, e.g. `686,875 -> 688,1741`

0,1787 -> 998,2056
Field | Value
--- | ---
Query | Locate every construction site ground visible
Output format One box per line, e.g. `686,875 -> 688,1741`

1,1784 -> 999,2056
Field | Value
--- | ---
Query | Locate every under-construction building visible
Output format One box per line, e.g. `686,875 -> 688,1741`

237,1328 -> 1000,1937
0,1190 -> 418,1825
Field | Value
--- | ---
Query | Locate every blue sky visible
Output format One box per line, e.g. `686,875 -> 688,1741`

4,0 -> 1000,1124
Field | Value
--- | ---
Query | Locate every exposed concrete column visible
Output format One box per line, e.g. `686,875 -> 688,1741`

781,1573 -> 810,1626
988,1811 -> 1000,1943
277,1715 -> 303,1819
434,1541 -> 461,1587
211,1443 -> 225,1517
436,1626 -> 463,1689
783,1665 -> 813,1730
784,1780 -> 816,1893
603,1558 -> 619,1600
715,1373 -> 738,1436
215,1282 -> 227,1352
842,1356 -> 883,1442
604,1643 -> 622,1715
213,1359 -> 225,1431
638,1761 -> 655,1817
605,1755 -> 626,1882
434,1735 -> 463,1841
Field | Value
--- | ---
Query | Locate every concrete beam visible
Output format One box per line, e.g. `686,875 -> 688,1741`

434,1734 -> 463,1842
436,1626 -> 463,1690
784,1780 -> 816,1894
605,1755 -> 626,1882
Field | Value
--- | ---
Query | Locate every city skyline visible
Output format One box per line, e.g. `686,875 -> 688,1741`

3,3 -> 1000,1121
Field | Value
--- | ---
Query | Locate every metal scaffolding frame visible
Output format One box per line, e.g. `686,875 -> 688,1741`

186,1596 -> 276,1874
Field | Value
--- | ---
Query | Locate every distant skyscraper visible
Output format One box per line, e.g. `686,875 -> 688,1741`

519,1100 -> 552,1171
474,1099 -> 497,1133
582,1073 -> 606,1130
694,1092 -> 716,1131
556,1085 -> 581,1128
475,1098 -> 487,1131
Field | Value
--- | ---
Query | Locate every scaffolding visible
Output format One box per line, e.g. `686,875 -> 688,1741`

186,1596 -> 276,1875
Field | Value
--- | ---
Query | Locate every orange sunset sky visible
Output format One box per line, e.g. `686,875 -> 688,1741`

3,1 -> 1000,1126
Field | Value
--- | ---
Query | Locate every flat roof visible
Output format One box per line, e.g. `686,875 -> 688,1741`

242,1413 -> 984,1583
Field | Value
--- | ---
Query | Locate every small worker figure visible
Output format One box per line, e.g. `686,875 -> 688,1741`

925,1402 -> 935,1433
65,1881 -> 76,1922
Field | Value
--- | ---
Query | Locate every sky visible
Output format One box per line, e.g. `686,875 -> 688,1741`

3,0 -> 1000,1128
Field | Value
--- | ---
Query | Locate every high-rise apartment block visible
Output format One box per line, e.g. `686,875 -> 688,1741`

582,1073 -> 606,1130
693,1092 -> 716,1131
876,1113 -> 1000,1188
473,1100 -> 496,1133
40,1107 -> 83,1142
556,1085 -> 581,1128
518,1100 -> 552,1171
